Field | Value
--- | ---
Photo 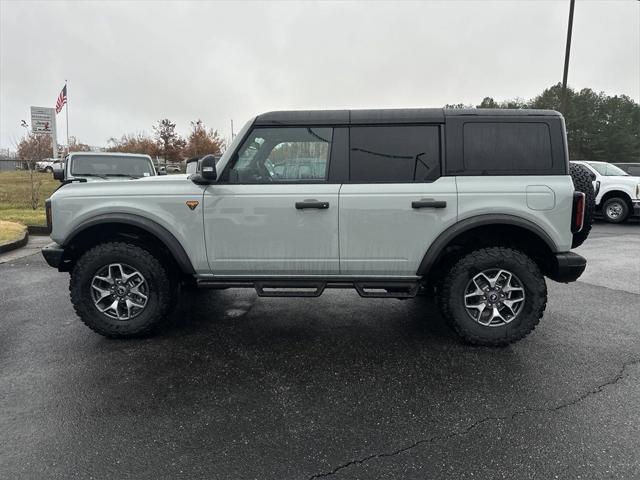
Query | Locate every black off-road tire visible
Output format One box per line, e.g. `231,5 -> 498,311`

70,242 -> 174,338
602,197 -> 629,224
569,163 -> 595,248
437,247 -> 547,347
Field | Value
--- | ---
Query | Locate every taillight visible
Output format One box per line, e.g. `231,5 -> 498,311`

45,199 -> 52,233
571,192 -> 585,233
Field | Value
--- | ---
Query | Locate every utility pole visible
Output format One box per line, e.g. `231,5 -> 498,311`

561,0 -> 575,115
230,119 -> 235,140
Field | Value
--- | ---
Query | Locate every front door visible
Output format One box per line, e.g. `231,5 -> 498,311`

203,126 -> 340,275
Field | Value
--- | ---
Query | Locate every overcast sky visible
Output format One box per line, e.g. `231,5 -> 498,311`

0,0 -> 638,149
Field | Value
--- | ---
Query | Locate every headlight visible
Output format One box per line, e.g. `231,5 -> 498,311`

636,184 -> 640,199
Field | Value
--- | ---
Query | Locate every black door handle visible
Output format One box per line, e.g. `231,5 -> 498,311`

295,200 -> 329,210
412,199 -> 447,209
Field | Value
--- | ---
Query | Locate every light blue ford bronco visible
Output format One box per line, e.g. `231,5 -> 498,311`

42,109 -> 591,346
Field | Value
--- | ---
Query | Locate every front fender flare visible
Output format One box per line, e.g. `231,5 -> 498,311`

63,213 -> 195,274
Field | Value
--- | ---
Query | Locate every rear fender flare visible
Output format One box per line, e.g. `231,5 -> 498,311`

416,214 -> 558,276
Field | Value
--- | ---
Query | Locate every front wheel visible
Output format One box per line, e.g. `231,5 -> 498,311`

437,247 -> 547,347
70,242 -> 174,338
602,197 -> 629,223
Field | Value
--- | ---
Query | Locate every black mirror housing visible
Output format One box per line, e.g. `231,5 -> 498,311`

53,167 -> 64,181
190,154 -> 217,185
200,155 -> 217,181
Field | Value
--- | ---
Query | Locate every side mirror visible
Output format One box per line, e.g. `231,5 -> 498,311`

191,154 -> 217,184
53,166 -> 65,181
200,155 -> 217,181
157,170 -> 167,176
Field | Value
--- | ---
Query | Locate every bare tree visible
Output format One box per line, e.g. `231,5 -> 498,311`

16,133 -> 52,210
185,120 -> 225,157
153,119 -> 186,162
107,133 -> 160,157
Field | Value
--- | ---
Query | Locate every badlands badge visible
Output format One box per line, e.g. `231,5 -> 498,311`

186,200 -> 199,211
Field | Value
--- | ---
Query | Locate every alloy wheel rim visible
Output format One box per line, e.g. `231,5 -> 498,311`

464,268 -> 525,327
91,263 -> 149,320
606,202 -> 623,219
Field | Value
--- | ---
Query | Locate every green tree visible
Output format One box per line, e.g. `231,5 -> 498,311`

473,84 -> 640,161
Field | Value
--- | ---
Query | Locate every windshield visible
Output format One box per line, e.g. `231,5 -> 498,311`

215,118 -> 254,174
586,162 -> 628,176
71,154 -> 154,178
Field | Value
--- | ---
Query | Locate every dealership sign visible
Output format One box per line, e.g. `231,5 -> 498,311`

30,106 -> 57,137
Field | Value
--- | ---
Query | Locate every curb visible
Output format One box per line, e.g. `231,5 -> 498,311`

0,229 -> 29,254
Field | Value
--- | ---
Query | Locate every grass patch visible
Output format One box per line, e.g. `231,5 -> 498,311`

0,220 -> 27,245
0,171 -> 58,226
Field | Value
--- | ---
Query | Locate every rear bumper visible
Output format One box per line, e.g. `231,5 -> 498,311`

548,252 -> 586,283
42,243 -> 68,271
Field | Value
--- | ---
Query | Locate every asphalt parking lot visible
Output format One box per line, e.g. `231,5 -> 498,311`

1,222 -> 639,479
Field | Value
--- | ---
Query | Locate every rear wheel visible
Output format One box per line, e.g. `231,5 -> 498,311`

70,242 -> 174,338
437,247 -> 547,347
602,197 -> 629,223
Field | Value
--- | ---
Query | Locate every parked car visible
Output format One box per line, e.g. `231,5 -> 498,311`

43,108 -> 591,346
614,162 -> 640,176
36,158 -> 62,173
53,152 -> 158,182
571,160 -> 640,223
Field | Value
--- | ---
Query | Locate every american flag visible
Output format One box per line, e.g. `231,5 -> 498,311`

55,84 -> 67,114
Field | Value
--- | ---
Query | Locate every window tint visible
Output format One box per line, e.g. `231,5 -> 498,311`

587,162 -> 628,176
229,127 -> 332,183
70,155 -> 154,178
627,166 -> 640,176
349,126 -> 440,182
463,122 -> 552,172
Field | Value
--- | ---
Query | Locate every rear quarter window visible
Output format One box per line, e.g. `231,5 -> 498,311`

463,122 -> 552,172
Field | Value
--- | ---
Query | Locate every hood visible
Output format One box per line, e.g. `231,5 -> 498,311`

51,174 -> 202,200
605,175 -> 640,186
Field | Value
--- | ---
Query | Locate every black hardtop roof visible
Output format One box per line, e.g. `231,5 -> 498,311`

254,108 -> 561,126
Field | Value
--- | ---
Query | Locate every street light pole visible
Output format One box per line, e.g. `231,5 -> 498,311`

561,0 -> 576,115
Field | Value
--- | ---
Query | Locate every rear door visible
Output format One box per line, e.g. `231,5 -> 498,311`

339,125 -> 458,276
203,126 -> 341,275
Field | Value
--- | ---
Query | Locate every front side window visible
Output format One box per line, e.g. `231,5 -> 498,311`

228,127 -> 332,183
349,125 -> 441,183
71,155 -> 154,178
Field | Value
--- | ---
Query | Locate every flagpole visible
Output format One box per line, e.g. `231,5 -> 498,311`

65,80 -> 69,154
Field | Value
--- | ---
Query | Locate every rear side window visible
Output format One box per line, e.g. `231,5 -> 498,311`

463,122 -> 552,172
349,125 -> 441,182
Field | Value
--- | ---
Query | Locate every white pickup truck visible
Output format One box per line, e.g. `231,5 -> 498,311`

571,161 -> 640,223
36,158 -> 63,173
